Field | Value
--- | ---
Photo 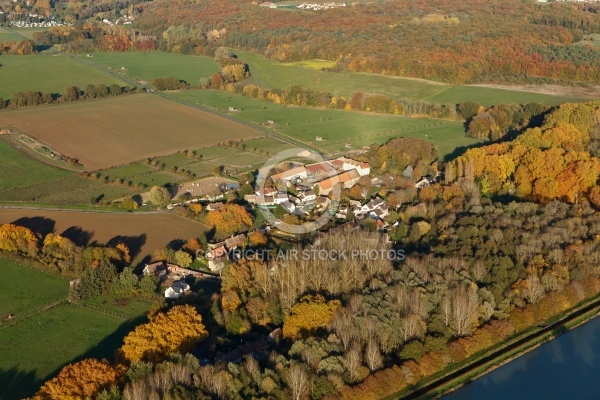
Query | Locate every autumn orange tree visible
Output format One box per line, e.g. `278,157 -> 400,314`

32,358 -> 119,400
448,103 -> 600,203
118,305 -> 208,363
283,295 -> 341,339
206,203 -> 253,234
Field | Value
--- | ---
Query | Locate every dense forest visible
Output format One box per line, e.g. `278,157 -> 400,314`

4,0 -> 599,84
130,0 -> 600,84
7,101 -> 598,399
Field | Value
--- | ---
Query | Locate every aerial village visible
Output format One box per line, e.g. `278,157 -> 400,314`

154,154 -> 442,282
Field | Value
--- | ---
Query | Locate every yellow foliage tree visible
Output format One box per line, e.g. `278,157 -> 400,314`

206,203 -> 253,234
118,305 -> 208,363
0,223 -> 38,256
248,231 -> 267,247
32,358 -> 118,400
283,295 -> 341,339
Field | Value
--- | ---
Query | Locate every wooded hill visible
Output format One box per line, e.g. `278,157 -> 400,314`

131,0 -> 600,84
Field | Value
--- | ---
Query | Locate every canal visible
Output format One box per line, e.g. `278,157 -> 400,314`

443,316 -> 600,400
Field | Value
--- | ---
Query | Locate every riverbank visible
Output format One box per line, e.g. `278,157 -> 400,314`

384,291 -> 600,400
435,302 -> 600,399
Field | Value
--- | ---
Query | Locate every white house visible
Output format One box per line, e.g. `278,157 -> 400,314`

164,280 -> 190,299
281,200 -> 296,213
297,190 -> 317,203
274,193 -> 289,204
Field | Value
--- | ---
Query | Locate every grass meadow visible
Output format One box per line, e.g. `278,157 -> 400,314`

233,50 -> 583,106
0,259 -> 68,319
81,51 -> 220,86
170,90 -> 479,157
0,137 -> 72,191
0,54 -> 127,99
0,27 -> 23,42
0,303 -> 134,400
0,259 -> 133,400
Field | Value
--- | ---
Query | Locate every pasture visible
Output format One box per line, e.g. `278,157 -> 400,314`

0,259 -> 68,319
170,90 -> 479,157
0,27 -> 23,42
0,54 -> 127,99
82,52 -> 220,86
0,137 -> 72,192
0,94 -> 264,170
234,50 -> 583,106
0,140 -> 140,205
427,85 -> 581,106
0,303 -> 132,400
0,208 -> 223,263
10,27 -> 48,40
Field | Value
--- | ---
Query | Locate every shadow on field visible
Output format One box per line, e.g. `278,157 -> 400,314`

61,226 -> 94,247
33,316 -> 147,399
106,234 -> 147,261
0,367 -> 40,400
10,216 -> 55,238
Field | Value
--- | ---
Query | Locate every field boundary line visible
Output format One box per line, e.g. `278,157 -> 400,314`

71,302 -> 130,320
0,298 -> 68,331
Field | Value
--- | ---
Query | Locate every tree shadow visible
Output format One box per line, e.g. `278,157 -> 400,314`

106,234 -> 147,261
134,255 -> 152,273
166,239 -> 186,251
60,226 -> 94,247
442,141 -> 490,163
0,367 -> 40,400
29,316 -> 147,400
10,216 -> 55,238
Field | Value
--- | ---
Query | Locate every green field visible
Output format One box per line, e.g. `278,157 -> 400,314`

234,50 -> 582,106
0,54 -> 127,99
427,86 -> 580,107
170,89 -> 480,157
0,27 -> 23,42
82,52 -> 220,86
9,27 -> 48,40
131,170 -> 183,188
98,163 -> 155,181
214,152 -> 268,167
0,138 -> 72,192
0,259 -> 67,318
0,303 -> 133,400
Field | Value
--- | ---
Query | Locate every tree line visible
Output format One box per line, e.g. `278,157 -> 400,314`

0,83 -> 143,110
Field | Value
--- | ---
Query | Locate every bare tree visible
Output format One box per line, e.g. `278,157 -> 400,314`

331,309 -> 357,350
364,338 -> 383,372
441,293 -> 451,327
344,344 -> 363,383
450,284 -> 479,337
244,356 -> 261,383
471,260 -> 487,283
402,314 -> 425,342
287,363 -> 310,400
524,274 -> 545,304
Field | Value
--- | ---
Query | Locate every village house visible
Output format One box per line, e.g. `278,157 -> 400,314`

305,162 -> 335,181
225,234 -> 247,250
281,200 -> 296,213
270,166 -> 307,183
297,189 -> 317,204
316,195 -> 331,212
338,169 -> 361,189
206,202 -> 224,211
164,280 -> 191,299
274,193 -> 289,204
